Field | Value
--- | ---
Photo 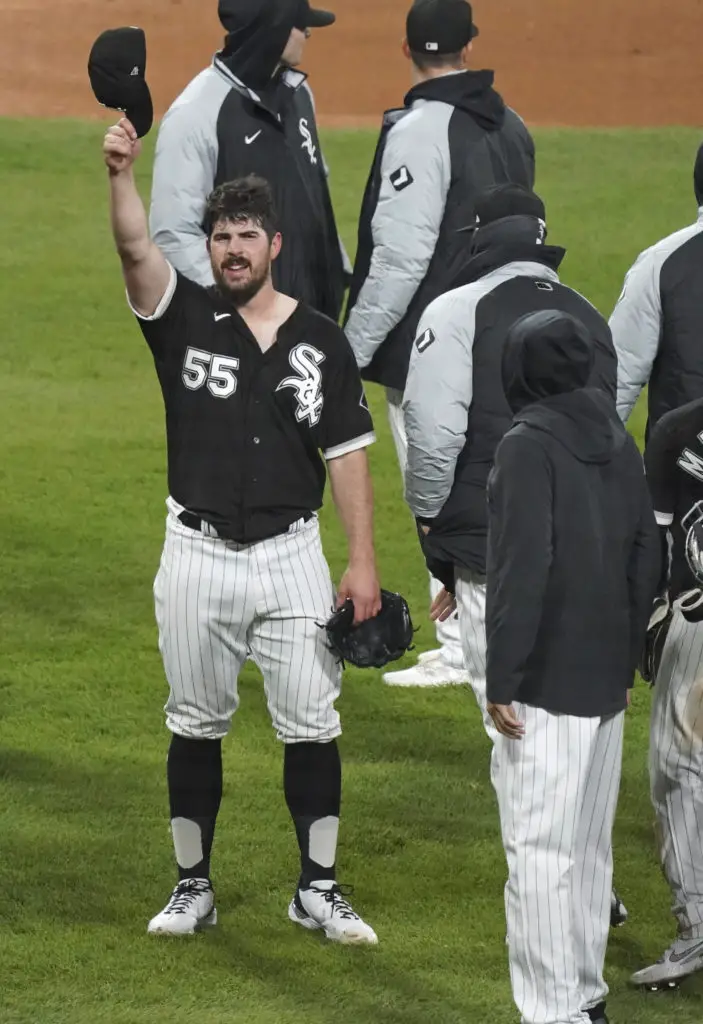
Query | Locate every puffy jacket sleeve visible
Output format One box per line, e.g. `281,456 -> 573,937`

344,106 -> 452,369
403,289 -> 476,519
609,246 -> 662,424
149,100 -> 219,288
485,433 -> 553,705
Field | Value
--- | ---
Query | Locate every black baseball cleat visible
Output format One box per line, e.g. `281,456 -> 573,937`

586,1002 -> 609,1024
610,888 -> 628,928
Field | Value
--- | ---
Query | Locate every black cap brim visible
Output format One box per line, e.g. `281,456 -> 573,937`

307,8 -> 336,27
471,23 -> 479,38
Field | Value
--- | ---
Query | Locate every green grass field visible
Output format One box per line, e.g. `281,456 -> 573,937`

2,119 -> 703,1023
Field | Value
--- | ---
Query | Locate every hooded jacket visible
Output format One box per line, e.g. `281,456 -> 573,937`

344,70 -> 535,390
484,312 -> 661,717
149,0 -> 346,319
403,224 -> 617,577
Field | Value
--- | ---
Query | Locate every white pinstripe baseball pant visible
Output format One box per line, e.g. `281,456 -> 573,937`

493,706 -> 624,1024
455,570 -> 498,743
153,498 -> 341,743
650,608 -> 703,938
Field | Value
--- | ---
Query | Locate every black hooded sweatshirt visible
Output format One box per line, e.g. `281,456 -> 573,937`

485,312 -> 661,716
150,0 -> 345,318
344,70 -> 535,390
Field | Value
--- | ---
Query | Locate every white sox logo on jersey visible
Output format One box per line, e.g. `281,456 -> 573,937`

276,344 -> 326,425
678,432 -> 703,482
299,119 -> 318,165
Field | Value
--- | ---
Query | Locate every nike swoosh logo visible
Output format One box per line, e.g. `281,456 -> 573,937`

245,130 -> 262,145
670,940 -> 703,963
214,313 -> 231,322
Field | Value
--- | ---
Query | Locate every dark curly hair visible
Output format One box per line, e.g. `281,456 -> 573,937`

202,175 -> 280,240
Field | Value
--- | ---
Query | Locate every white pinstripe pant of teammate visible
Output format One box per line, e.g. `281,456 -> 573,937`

455,570 -> 623,1022
650,608 -> 703,939
455,571 -> 498,743
493,707 -> 624,1024
153,499 -> 341,743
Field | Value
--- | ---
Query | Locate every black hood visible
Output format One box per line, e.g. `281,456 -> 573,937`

451,214 -> 566,287
405,70 -> 505,131
218,0 -> 302,91
503,310 -> 624,464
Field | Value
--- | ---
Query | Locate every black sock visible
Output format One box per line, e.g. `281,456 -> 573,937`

284,740 -> 342,889
167,734 -> 223,882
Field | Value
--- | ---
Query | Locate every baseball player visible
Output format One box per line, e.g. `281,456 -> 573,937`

149,0 -> 349,319
631,396 -> 703,988
403,184 -> 617,739
345,0 -> 535,687
485,311 -> 660,1024
103,118 -> 380,943
610,141 -> 703,432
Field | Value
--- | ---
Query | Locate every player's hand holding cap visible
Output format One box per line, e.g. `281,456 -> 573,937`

88,27 -> 154,139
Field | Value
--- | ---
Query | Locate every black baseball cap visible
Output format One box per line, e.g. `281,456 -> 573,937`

88,27 -> 153,138
219,0 -> 335,32
299,0 -> 336,28
474,184 -> 546,226
406,0 -> 478,56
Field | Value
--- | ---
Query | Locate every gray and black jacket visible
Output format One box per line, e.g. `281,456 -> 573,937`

149,0 -> 347,320
403,237 -> 617,577
344,70 -> 535,391
610,208 -> 703,433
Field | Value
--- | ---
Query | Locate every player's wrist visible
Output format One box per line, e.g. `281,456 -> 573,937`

347,549 -> 376,571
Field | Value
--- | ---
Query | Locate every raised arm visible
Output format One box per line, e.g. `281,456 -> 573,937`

104,119 -> 172,317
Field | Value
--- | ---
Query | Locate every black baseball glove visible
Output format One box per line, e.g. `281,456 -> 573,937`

639,595 -> 673,684
323,589 -> 415,669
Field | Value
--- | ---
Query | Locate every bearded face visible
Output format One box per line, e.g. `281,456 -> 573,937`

208,217 -> 280,306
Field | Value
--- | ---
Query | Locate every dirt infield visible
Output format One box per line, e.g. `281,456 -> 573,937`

0,0 -> 701,126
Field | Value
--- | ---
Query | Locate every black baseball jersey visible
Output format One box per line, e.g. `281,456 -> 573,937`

132,266 -> 375,543
644,397 -> 703,598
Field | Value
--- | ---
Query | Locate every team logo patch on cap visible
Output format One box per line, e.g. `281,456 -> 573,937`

416,327 -> 436,353
390,166 -> 414,192
425,41 -> 439,51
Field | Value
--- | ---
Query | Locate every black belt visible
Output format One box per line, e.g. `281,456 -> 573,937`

177,510 -> 209,532
177,510 -> 313,541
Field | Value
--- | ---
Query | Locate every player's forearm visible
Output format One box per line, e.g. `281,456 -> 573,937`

328,449 -> 376,567
109,167 -> 151,265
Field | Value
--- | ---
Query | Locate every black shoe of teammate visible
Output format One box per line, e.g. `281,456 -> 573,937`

586,1002 -> 609,1024
610,888 -> 628,928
